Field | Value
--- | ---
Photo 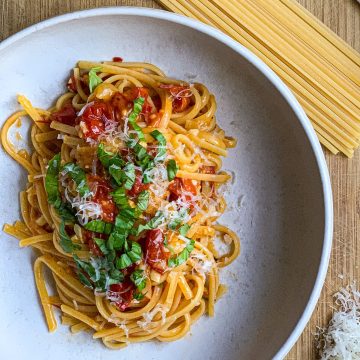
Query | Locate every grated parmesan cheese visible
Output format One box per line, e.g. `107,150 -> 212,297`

191,253 -> 213,275
315,283 -> 360,359
137,304 -> 169,330
64,190 -> 102,226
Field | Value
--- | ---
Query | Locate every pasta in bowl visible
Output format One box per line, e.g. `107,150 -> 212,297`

1,59 -> 240,349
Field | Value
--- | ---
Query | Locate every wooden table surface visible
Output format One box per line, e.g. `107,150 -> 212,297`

1,0 -> 359,358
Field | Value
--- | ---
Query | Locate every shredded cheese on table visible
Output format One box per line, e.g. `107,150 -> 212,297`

315,283 -> 360,360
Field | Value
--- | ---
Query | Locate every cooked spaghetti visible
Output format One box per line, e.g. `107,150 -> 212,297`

1,59 -> 240,349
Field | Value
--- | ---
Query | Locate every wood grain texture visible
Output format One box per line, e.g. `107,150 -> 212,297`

0,1 -> 359,358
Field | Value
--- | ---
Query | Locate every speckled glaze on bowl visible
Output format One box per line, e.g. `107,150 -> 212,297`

0,7 -> 332,360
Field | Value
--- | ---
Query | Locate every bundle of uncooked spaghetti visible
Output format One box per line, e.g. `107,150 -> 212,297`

158,0 -> 360,157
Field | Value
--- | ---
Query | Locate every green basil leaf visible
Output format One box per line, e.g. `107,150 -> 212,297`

109,269 -> 124,282
94,237 -> 109,255
116,253 -> 132,269
168,239 -> 195,267
56,202 -> 76,222
109,163 -> 135,189
88,66 -> 103,93
133,142 -> 152,167
135,211 -> 164,235
97,143 -> 124,169
108,231 -> 126,251
168,208 -> 189,230
59,221 -> 81,253
106,250 -> 116,263
130,269 -> 146,291
115,211 -> 135,232
111,187 -> 129,209
133,292 -> 144,301
128,97 -> 145,141
127,241 -> 142,262
150,130 -> 167,162
84,220 -> 113,234
166,159 -> 178,181
142,169 -> 153,184
123,163 -> 136,189
136,190 -> 149,214
62,162 -> 91,197
73,254 -> 97,280
45,153 -> 62,208
77,271 -> 93,288
179,223 -> 191,237
108,164 -> 123,185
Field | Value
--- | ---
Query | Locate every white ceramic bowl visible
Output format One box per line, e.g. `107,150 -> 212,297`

0,7 -> 332,360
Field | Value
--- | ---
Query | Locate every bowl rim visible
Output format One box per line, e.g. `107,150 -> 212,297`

0,7 -> 333,359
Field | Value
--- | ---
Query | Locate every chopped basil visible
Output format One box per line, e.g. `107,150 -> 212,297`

84,220 -> 113,234
111,187 -> 129,208
106,249 -> 116,263
130,269 -> 146,291
45,153 -> 62,208
116,253 -> 132,269
62,162 -> 91,197
108,162 -> 135,189
133,292 -> 144,301
122,163 -> 136,189
59,221 -> 80,253
88,66 -> 103,93
109,269 -> 124,283
73,254 -> 97,281
136,190 -> 149,213
179,223 -> 191,236
77,271 -> 93,288
115,210 -> 135,230
94,238 -> 109,255
73,254 -> 123,292
135,211 -> 164,235
97,143 -> 124,169
166,159 -> 178,181
168,208 -> 189,230
108,164 -> 123,185
57,202 -> 76,222
132,142 -> 152,167
150,130 -> 167,162
168,239 -> 195,267
107,231 -> 126,251
115,241 -> 142,269
128,97 -> 145,141
127,241 -> 142,262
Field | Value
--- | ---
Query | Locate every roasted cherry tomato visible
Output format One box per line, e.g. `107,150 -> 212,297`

78,101 -> 114,141
168,177 -> 197,203
159,84 -> 191,113
87,175 -> 117,223
109,281 -> 134,311
144,229 -> 169,274
83,230 -> 105,256
127,170 -> 150,197
50,102 -> 77,126
112,56 -> 123,62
